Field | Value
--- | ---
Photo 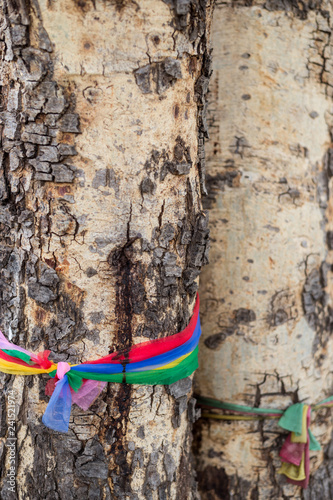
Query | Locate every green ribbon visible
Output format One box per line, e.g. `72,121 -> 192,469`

278,402 -> 304,435
3,349 -> 33,365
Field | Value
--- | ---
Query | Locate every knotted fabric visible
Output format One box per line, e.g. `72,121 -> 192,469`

197,395 -> 330,489
278,403 -> 320,488
0,295 -> 201,432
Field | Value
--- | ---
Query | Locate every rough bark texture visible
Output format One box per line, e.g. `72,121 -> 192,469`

0,0 -> 213,498
195,1 -> 333,499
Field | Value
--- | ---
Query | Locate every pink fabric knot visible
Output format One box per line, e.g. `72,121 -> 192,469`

56,362 -> 71,380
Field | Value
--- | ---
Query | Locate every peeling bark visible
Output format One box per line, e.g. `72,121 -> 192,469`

195,1 -> 333,498
0,0 -> 213,498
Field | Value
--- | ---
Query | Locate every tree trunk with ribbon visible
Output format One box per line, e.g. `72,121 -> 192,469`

195,1 -> 333,499
0,0 -> 212,498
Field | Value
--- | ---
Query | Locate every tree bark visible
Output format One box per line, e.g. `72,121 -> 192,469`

0,0 -> 212,498
195,1 -> 333,499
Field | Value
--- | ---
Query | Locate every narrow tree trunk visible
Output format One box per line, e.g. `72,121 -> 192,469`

0,0 -> 212,498
195,2 -> 333,499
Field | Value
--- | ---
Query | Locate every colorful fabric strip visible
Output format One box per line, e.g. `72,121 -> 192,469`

0,295 -> 201,433
196,394 -> 325,489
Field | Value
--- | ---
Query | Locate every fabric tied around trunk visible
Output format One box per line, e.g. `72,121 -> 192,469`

0,295 -> 201,433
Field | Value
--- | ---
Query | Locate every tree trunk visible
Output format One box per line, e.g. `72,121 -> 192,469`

0,0 -> 212,498
195,1 -> 333,499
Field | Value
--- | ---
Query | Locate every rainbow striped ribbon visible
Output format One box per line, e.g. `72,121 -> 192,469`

0,295 -> 201,432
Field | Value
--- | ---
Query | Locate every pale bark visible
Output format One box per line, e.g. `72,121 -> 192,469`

0,1 -> 213,498
195,1 -> 333,499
